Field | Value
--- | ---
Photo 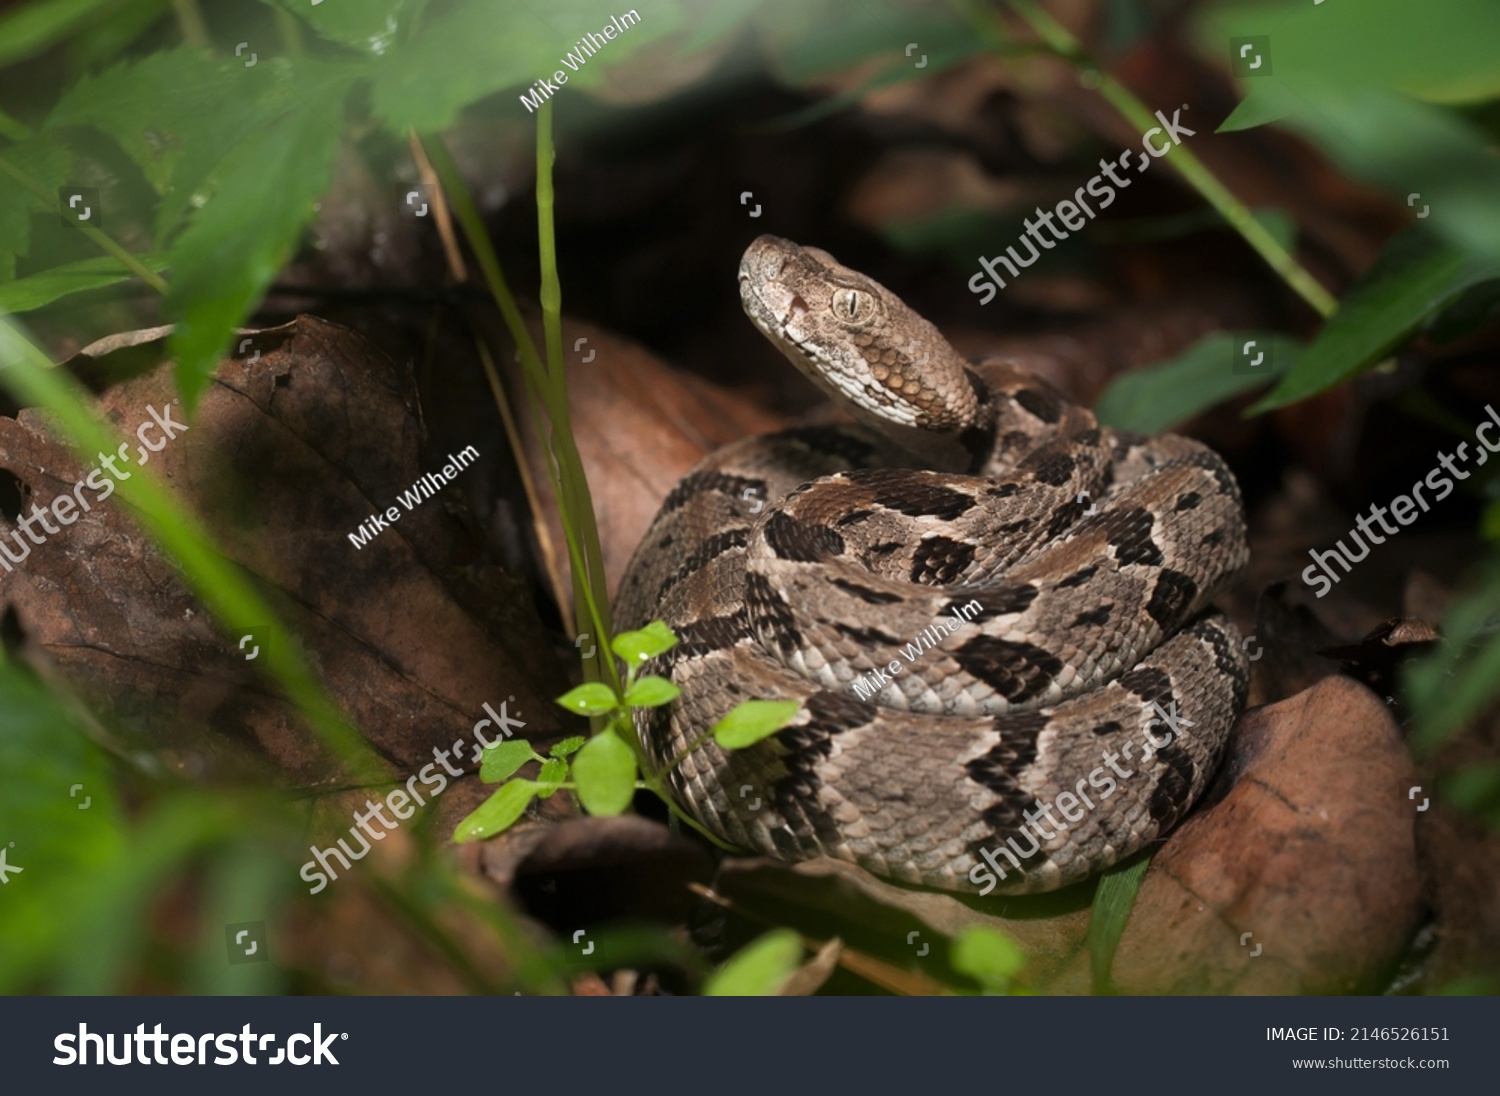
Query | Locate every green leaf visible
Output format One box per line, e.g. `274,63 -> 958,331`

47,50 -> 233,194
369,0 -> 554,132
555,682 -> 619,716
0,136 -> 72,280
1426,279 -> 1500,345
0,253 -> 170,313
479,739 -> 539,783
536,757 -> 568,794
0,0 -> 129,71
282,0 -> 431,55
452,780 -> 538,843
755,0 -> 978,86
711,699 -> 800,749
1205,0 -> 1500,110
1095,332 -> 1297,433
550,735 -> 586,758
1087,855 -> 1152,994
951,925 -> 1026,992
610,620 -> 678,665
165,78 -> 347,409
1306,89 -> 1500,266
1250,228 -> 1500,413
767,39 -> 986,131
570,731 -> 637,816
65,0 -> 170,74
1218,88 -> 1289,134
1220,78 -> 1500,269
371,0 -> 685,129
623,675 -> 681,708
46,50 -> 337,246
703,929 -> 803,996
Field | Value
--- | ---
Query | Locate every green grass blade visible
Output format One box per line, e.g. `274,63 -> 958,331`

1088,853 -> 1152,994
979,0 -> 1336,318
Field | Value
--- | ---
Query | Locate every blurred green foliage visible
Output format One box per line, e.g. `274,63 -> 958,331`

0,662 -> 292,993
1091,0 -> 1500,419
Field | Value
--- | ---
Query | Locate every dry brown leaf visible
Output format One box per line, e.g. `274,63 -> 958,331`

505,316 -> 790,601
1098,676 -> 1423,994
0,317 -> 569,785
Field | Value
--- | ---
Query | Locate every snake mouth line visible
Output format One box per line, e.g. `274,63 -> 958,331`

741,287 -> 911,421
738,276 -> 822,367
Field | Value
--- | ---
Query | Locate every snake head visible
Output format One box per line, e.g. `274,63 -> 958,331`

739,235 -> 986,470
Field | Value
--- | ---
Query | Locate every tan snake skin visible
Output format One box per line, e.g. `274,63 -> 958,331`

614,236 -> 1249,894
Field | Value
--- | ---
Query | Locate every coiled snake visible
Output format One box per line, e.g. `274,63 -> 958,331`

615,236 -> 1249,894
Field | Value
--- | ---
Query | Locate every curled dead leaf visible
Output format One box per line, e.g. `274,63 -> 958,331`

1103,676 -> 1423,994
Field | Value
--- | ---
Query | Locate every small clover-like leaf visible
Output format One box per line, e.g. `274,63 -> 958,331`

571,731 -> 638,817
479,739 -> 540,783
556,682 -> 620,716
452,780 -> 538,843
711,699 -> 801,749
951,925 -> 1026,993
703,929 -> 804,996
610,620 -> 678,665
550,736 -> 586,758
623,675 -> 681,708
536,757 -> 568,795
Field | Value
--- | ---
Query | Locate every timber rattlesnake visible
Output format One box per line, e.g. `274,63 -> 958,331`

614,236 -> 1249,894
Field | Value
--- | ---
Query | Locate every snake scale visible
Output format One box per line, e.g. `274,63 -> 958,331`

614,236 -> 1250,895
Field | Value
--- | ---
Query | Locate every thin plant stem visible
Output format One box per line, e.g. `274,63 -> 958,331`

271,3 -> 305,57
408,132 -> 468,283
469,329 -> 570,613
637,719 -> 739,851
417,131 -> 620,696
0,156 -> 169,295
421,123 -> 736,848
991,0 -> 1338,318
654,726 -> 718,781
534,104 -> 615,664
648,784 -> 739,851
169,0 -> 210,49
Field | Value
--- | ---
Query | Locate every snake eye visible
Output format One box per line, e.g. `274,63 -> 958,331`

832,288 -> 868,322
